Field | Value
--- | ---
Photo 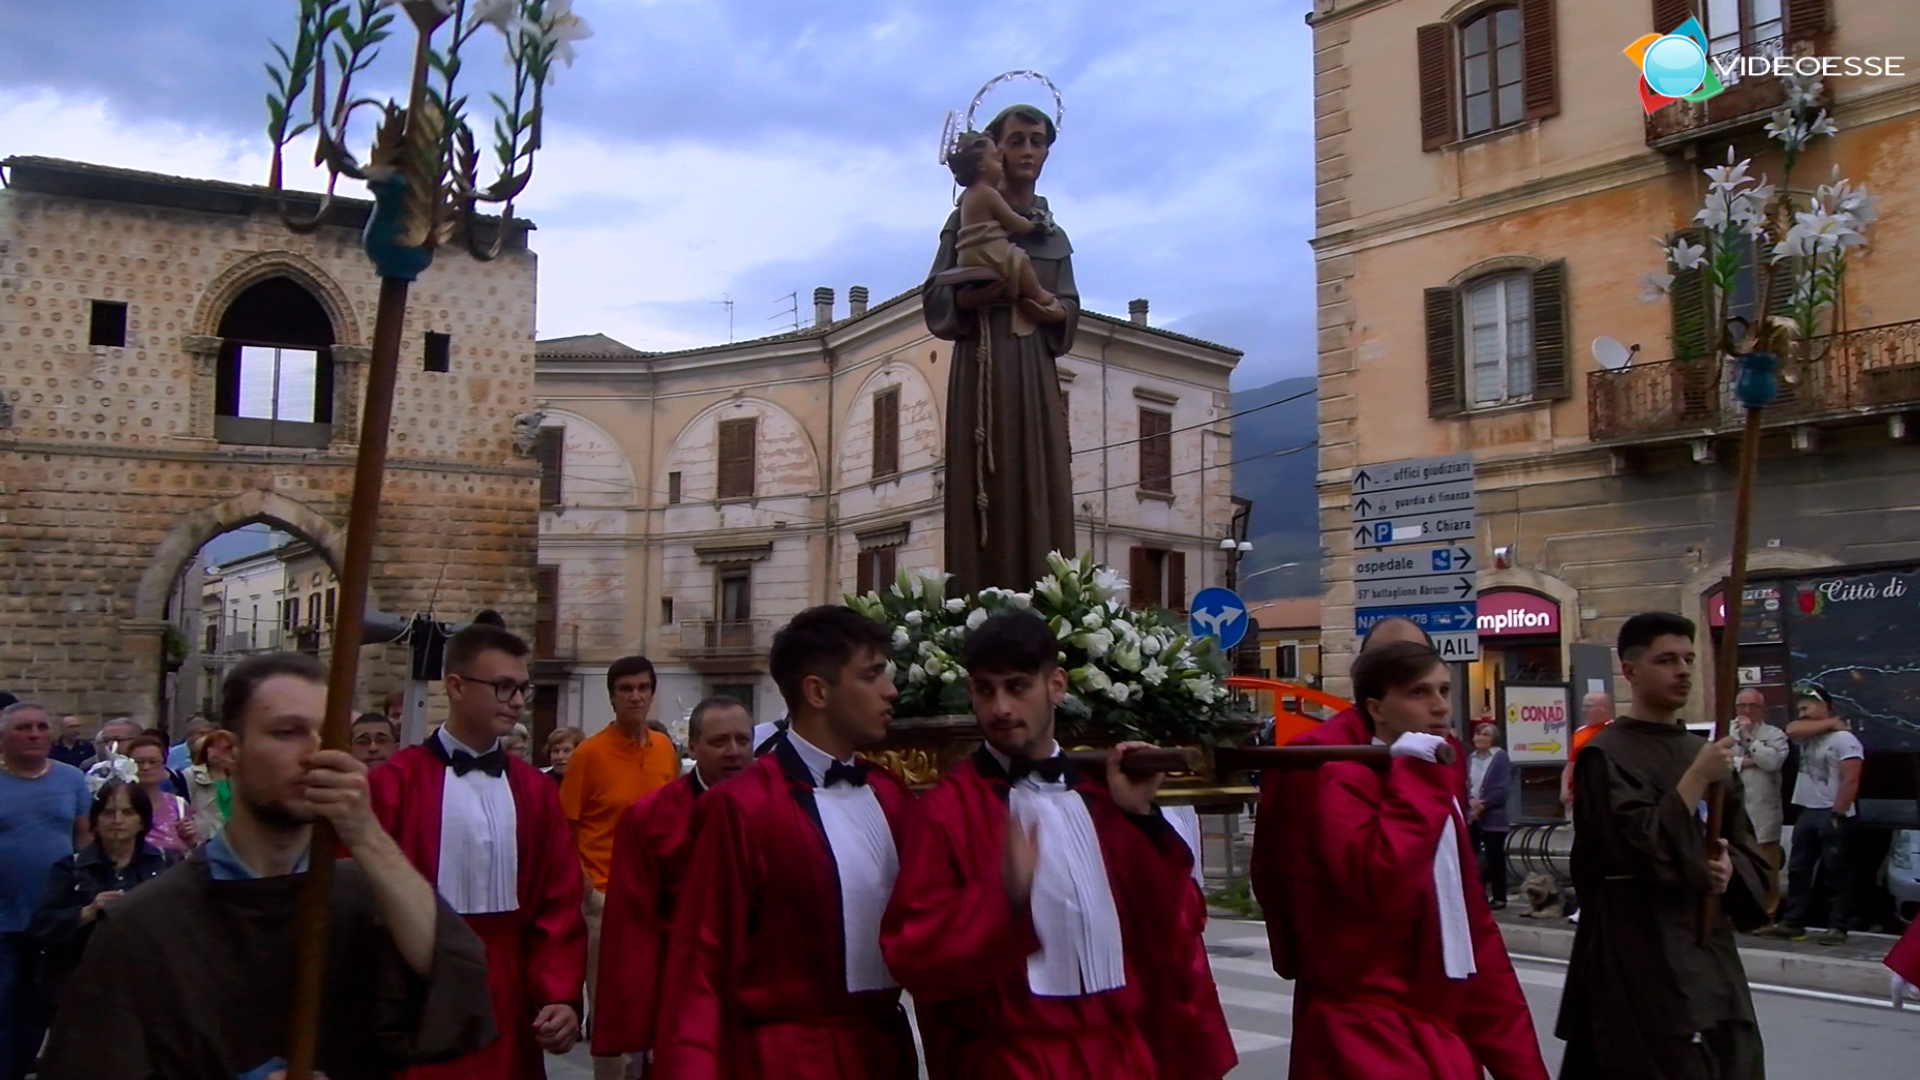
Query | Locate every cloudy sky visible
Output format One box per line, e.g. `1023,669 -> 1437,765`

0,0 -> 1318,387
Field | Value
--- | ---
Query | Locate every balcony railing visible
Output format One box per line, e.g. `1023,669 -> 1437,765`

1645,36 -> 1790,149
1588,318 -> 1920,442
673,619 -> 771,659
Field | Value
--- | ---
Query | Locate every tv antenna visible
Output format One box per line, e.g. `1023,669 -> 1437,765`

713,294 -> 735,342
770,291 -> 799,333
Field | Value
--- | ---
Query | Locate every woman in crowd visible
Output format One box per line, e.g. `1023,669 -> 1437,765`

543,726 -> 584,782
1469,721 -> 1514,910
179,727 -> 234,841
29,780 -> 174,1012
124,736 -> 196,855
504,722 -> 535,765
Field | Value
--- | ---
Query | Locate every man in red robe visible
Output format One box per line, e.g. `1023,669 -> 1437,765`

653,606 -> 918,1080
1252,635 -> 1545,1080
1889,918 -> 1920,1008
592,695 -> 756,1070
881,611 -> 1235,1080
370,625 -> 588,1080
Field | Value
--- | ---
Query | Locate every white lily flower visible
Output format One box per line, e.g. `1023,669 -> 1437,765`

1703,153 -> 1751,191
1070,666 -> 1112,692
1112,642 -> 1143,672
965,607 -> 989,631
904,610 -> 924,626
940,670 -> 957,684
1081,611 -> 1104,630
907,663 -> 927,684
1667,237 -> 1708,271
1782,73 -> 1823,111
1011,592 -> 1033,609
468,0 -> 522,33
924,654 -> 944,676
945,598 -> 967,613
1807,111 -> 1839,140
1639,271 -> 1676,303
1104,681 -> 1134,704
529,0 -> 593,70
1088,566 -> 1125,601
891,627 -> 910,651
1141,661 -> 1169,686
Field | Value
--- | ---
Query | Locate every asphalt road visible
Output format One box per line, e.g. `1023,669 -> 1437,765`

553,917 -> 1918,1078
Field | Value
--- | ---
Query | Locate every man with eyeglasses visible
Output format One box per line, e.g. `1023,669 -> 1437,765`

370,624 -> 588,1079
1730,688 -> 1789,922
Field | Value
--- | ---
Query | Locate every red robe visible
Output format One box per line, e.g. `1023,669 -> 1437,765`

652,737 -> 918,1080
881,750 -> 1236,1080
1249,709 -> 1546,1080
1888,918 -> 1920,987
370,744 -> 589,1080
592,771 -> 703,1057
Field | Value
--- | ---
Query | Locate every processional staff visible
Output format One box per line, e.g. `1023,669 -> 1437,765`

257,2 -> 580,1077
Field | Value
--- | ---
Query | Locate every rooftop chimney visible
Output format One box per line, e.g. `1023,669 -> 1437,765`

813,286 -> 835,327
1128,298 -> 1149,326
848,285 -> 870,318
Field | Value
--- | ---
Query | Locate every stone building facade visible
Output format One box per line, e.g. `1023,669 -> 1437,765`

0,157 -> 544,729
1310,0 -> 1920,771
533,288 -> 1243,737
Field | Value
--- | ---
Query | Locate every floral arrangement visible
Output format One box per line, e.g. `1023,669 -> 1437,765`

1642,72 -> 1877,360
847,550 -> 1244,747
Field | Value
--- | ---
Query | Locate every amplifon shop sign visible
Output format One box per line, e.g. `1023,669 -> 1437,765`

1477,590 -> 1559,638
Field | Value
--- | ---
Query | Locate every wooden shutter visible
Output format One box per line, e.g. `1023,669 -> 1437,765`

1531,260 -> 1572,399
1139,409 -> 1173,493
716,417 -> 757,499
1651,0 -> 1693,33
534,565 -> 559,659
1784,0 -> 1830,45
1426,287 -> 1465,417
667,471 -> 682,505
857,549 -> 877,595
1763,251 -> 1798,326
876,547 -> 897,591
1520,0 -> 1560,120
1417,23 -> 1457,151
872,388 -> 900,478
1167,552 -> 1187,613
1129,546 -> 1151,610
535,427 -> 564,507
1668,228 -> 1712,362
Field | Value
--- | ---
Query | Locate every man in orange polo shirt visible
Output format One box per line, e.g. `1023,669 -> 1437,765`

560,655 -> 680,1080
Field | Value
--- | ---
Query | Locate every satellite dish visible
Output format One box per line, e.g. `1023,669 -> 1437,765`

1591,337 -> 1636,371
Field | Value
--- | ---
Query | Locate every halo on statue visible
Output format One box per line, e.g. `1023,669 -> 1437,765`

937,70 -> 1066,163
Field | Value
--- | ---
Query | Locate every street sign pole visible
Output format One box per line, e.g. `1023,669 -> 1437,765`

1352,454 -> 1479,661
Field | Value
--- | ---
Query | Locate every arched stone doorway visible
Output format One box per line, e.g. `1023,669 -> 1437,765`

125,490 -> 381,729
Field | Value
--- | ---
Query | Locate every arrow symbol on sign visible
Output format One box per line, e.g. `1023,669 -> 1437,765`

1455,577 -> 1474,598
1455,548 -> 1473,570
1354,468 -> 1375,490
1354,525 -> 1374,544
1192,604 -> 1244,639
1353,496 -> 1374,516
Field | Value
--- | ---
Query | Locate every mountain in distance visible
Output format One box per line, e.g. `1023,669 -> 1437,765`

1230,375 -> 1320,601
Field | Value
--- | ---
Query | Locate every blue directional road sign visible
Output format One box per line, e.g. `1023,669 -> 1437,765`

1353,603 -> 1479,635
1188,587 -> 1250,650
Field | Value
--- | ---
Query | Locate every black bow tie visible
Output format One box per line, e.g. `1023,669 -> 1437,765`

823,761 -> 867,788
450,747 -> 507,778
1009,756 -> 1068,784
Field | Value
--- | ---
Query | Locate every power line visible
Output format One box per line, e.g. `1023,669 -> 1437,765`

1076,439 -> 1318,497
1070,385 -> 1314,457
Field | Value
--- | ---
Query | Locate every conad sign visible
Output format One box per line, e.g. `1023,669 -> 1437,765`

1477,590 -> 1559,637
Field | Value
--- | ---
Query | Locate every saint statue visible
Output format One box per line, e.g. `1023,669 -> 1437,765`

925,99 -> 1079,594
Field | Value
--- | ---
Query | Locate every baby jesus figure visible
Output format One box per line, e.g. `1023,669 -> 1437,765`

945,131 -> 1064,337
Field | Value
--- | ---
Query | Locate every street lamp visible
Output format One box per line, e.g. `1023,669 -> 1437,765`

1220,537 -> 1253,589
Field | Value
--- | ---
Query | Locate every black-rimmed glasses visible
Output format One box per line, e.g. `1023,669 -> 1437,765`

456,675 -> 535,703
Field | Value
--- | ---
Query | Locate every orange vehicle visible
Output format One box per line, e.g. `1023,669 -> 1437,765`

1227,676 -> 1353,746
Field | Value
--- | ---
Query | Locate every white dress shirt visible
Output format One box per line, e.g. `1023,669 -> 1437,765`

786,730 -> 900,993
989,743 -> 1128,998
436,727 -> 519,915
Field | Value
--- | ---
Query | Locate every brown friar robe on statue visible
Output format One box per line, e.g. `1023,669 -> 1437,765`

925,200 -> 1078,594
1556,718 -> 1770,1080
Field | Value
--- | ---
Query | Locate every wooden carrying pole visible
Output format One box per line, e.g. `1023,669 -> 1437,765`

1061,741 -> 1457,779
1699,404 -> 1764,944
284,275 -> 411,1080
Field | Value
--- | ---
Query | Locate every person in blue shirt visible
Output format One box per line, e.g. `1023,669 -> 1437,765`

0,702 -> 92,1080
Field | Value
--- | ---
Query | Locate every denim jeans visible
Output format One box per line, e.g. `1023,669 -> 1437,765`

1782,807 -> 1853,930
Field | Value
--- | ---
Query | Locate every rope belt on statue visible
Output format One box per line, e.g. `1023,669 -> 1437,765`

974,304 -> 994,548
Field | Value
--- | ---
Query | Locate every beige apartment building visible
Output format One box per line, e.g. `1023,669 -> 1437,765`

532,288 -> 1242,736
1312,0 -> 1920,807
